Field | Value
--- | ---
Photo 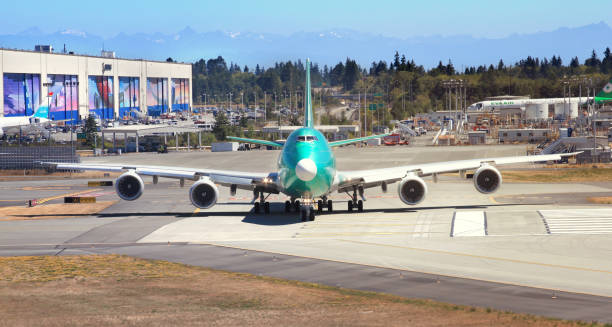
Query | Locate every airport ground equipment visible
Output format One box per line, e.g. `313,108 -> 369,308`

45,59 -> 580,221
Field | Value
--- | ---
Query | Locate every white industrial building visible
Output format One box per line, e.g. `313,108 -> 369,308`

0,47 -> 192,122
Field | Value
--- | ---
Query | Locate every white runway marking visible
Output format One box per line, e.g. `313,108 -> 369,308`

540,209 -> 612,234
451,211 -> 486,237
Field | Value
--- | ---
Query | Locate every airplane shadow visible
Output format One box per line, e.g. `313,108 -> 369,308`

10,202 -> 537,226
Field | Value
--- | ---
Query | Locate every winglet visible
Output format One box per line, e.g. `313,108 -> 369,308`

304,59 -> 314,128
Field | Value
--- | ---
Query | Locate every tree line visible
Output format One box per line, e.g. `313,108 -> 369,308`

192,47 -> 612,124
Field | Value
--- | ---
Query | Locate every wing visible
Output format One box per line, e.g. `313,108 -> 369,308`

44,162 -> 279,193
328,133 -> 390,147
334,152 -> 581,192
227,136 -> 284,148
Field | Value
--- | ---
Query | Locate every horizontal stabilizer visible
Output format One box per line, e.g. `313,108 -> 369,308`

227,136 -> 284,147
328,133 -> 391,147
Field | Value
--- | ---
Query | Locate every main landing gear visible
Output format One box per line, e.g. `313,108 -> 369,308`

347,186 -> 364,212
253,191 -> 270,214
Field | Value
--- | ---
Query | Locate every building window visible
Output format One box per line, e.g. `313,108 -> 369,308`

3,73 -> 40,117
47,75 -> 78,123
147,78 -> 168,117
503,133 -> 508,137
528,132 -> 534,136
171,78 -> 189,111
517,133 -> 522,137
88,76 -> 114,120
119,77 -> 139,118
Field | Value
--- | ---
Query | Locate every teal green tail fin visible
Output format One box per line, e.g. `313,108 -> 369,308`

33,105 -> 49,119
595,78 -> 612,103
304,59 -> 314,128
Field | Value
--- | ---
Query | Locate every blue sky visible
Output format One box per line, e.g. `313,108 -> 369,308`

3,0 -> 612,38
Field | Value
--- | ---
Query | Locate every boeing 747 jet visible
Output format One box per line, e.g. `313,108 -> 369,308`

47,59 -> 578,221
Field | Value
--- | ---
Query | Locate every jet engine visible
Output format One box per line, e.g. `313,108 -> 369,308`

115,171 -> 144,201
473,165 -> 502,194
189,177 -> 219,209
398,175 -> 428,205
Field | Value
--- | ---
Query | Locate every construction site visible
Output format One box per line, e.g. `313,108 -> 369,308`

394,82 -> 612,163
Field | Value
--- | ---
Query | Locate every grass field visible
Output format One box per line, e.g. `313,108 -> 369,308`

502,167 -> 612,183
0,255 -> 605,327
0,201 -> 115,221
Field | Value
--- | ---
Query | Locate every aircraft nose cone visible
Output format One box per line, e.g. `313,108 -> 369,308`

295,158 -> 317,181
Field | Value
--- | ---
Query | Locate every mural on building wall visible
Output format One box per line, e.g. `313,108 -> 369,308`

88,76 -> 114,120
171,78 -> 189,111
147,78 -> 168,116
47,74 -> 78,123
119,77 -> 139,118
2,73 -> 40,117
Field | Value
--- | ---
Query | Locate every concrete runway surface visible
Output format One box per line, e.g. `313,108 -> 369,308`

1,144 -> 611,322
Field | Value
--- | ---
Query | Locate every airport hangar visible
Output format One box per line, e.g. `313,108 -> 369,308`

0,47 -> 192,123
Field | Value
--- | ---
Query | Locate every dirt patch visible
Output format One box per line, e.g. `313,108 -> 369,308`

588,196 -> 612,204
502,167 -> 612,183
0,255 -> 594,327
0,170 -> 120,181
0,201 -> 115,220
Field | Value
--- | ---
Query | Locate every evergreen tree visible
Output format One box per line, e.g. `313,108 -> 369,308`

213,111 -> 230,141
393,51 -> 400,71
585,49 -> 601,67
84,115 -> 98,148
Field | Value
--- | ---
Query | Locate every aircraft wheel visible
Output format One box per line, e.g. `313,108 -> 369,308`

317,200 -> 323,213
347,200 -> 353,212
357,200 -> 364,212
254,202 -> 260,214
327,200 -> 333,212
264,202 -> 270,214
309,209 -> 315,221
294,200 -> 301,212
284,201 -> 291,212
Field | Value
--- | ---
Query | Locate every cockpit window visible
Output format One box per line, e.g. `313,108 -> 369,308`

297,135 -> 318,142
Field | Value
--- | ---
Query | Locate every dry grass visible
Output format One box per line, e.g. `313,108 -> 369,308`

0,170 -> 120,181
587,197 -> 612,204
502,167 -> 612,183
0,255 -> 602,327
0,201 -> 115,221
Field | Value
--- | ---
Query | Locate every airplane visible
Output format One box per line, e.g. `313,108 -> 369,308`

46,59 -> 578,221
0,103 -> 50,137
595,77 -> 612,103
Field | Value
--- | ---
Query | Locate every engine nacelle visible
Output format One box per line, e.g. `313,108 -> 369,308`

473,165 -> 502,194
189,177 -> 219,209
115,171 -> 144,201
398,175 -> 428,205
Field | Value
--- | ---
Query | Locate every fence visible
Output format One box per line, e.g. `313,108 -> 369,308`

0,146 -> 80,170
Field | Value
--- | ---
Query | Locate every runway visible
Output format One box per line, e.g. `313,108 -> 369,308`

1,144 -> 611,322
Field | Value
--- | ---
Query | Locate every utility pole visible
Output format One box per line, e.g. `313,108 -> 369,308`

264,91 -> 267,123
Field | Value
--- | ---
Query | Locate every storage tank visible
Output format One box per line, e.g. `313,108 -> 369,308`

566,102 -> 578,119
525,103 -> 547,120
554,103 -> 565,119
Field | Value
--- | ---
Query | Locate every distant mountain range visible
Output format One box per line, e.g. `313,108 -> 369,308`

1,22 -> 611,69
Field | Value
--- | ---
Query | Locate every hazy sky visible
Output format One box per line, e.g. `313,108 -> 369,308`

3,0 -> 612,38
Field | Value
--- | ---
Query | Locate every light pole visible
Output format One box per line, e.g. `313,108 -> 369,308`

264,91 -> 267,123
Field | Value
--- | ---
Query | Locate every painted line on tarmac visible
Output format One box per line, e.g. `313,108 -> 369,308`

337,239 -> 612,275
37,188 -> 103,205
295,231 -> 447,237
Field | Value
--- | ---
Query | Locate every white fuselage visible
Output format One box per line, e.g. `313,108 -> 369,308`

0,116 -> 49,135
468,97 -> 591,111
